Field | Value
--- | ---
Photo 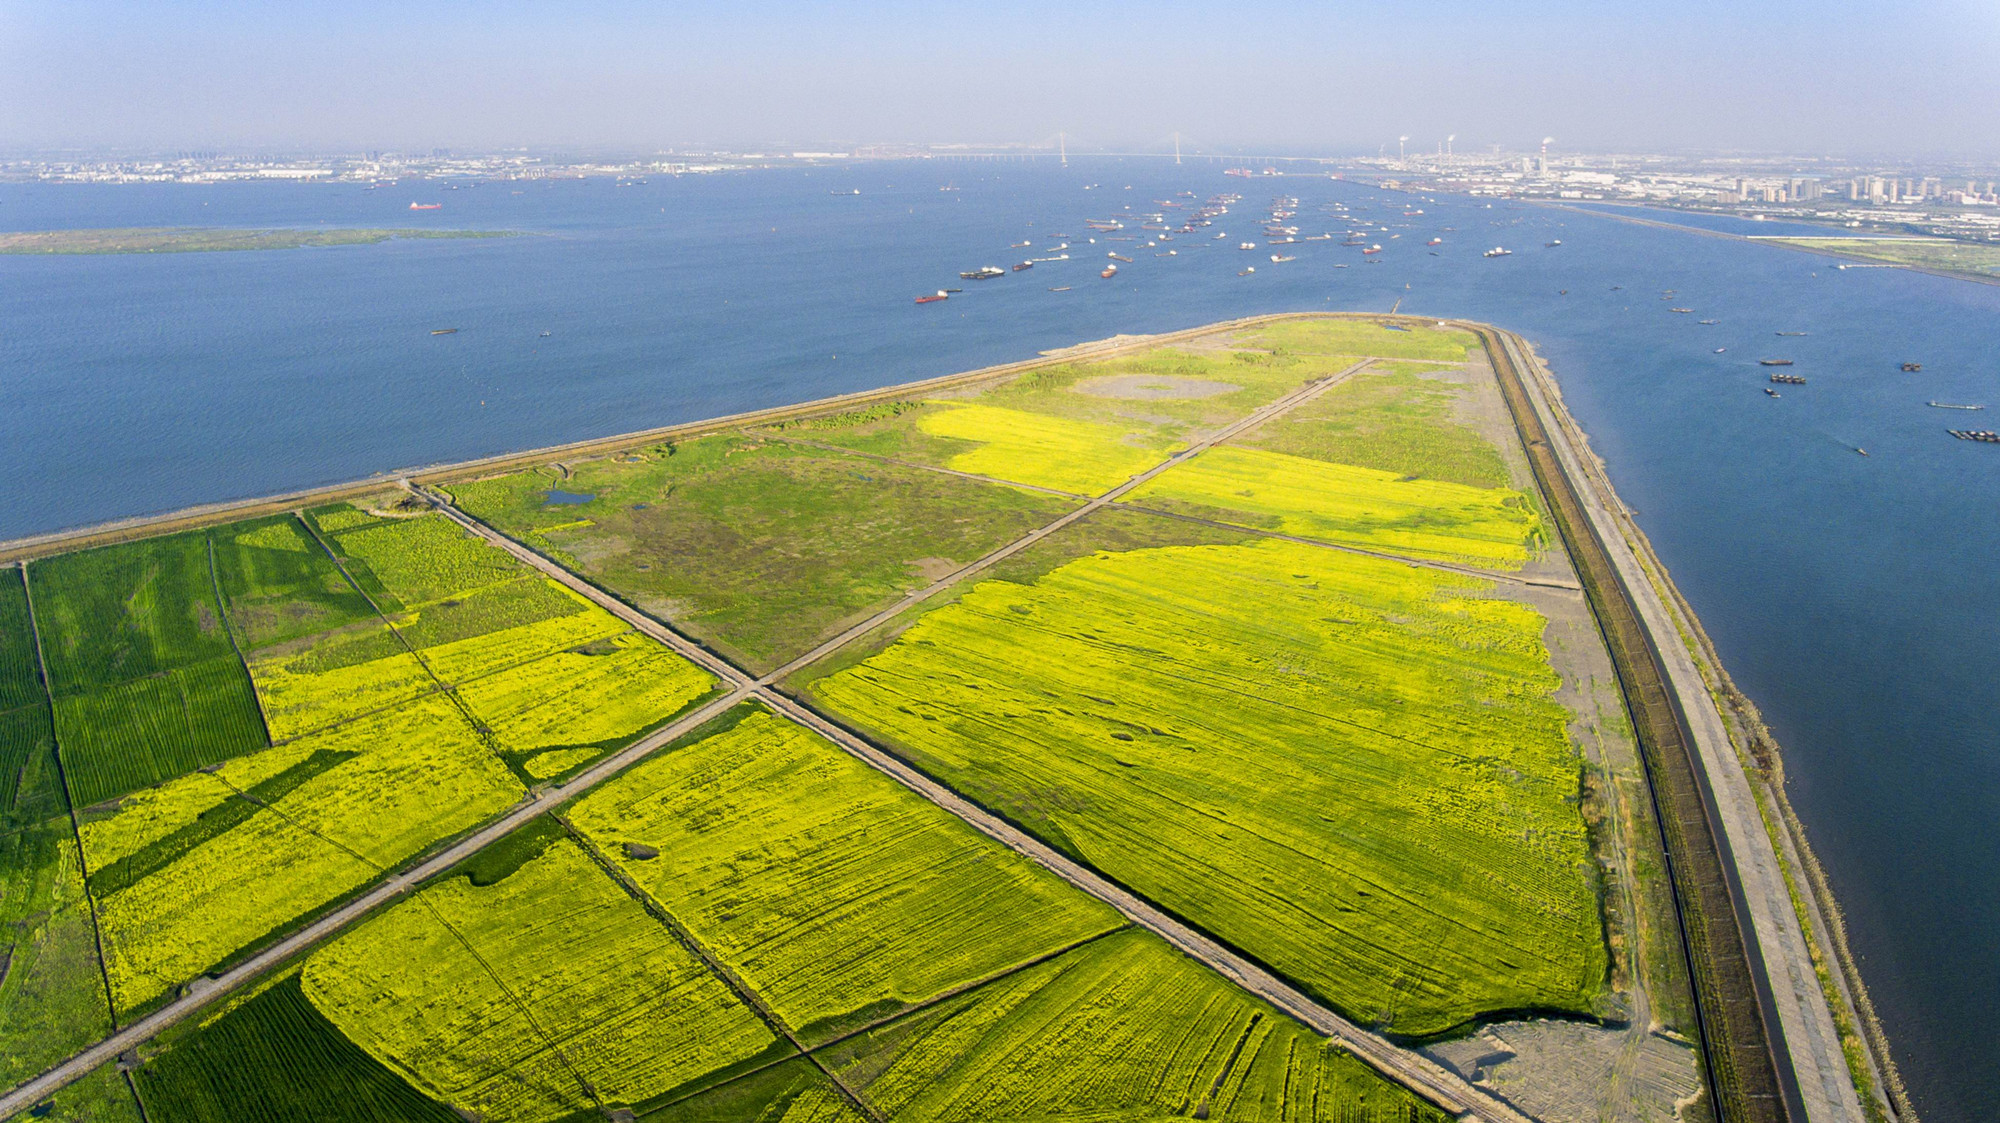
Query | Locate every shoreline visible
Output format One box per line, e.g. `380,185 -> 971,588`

1,311 -> 1891,1121
1530,200 -> 2000,290
1494,326 -> 1908,1122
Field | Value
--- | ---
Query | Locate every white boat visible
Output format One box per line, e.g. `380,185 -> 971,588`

1483,247 -> 1512,258
1239,242 -> 1257,250
1269,254 -> 1295,262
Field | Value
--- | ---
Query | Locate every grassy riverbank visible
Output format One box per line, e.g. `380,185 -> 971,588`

0,228 -> 516,255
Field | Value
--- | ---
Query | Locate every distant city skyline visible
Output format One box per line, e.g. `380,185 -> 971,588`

4,0 -> 1999,158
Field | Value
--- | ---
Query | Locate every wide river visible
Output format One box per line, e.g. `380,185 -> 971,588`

3,163 -> 1992,1120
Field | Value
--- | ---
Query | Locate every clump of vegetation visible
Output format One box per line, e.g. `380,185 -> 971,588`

771,401 -> 922,430
812,539 -> 1605,1036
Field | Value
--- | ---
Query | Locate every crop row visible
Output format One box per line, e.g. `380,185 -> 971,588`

27,531 -> 236,695
811,538 -> 1606,1036
90,696 -> 522,1013
134,975 -> 461,1123
0,568 -> 44,712
308,505 -> 520,612
52,656 -> 268,808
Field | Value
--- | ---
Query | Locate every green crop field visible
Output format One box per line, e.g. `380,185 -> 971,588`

6,1062 -> 142,1123
447,436 -> 1076,671
1243,319 -> 1476,363
0,568 -> 45,713
210,516 -> 380,651
304,823 -> 777,1122
0,824 -> 116,1086
135,976 -> 461,1123
305,505 -> 519,612
819,929 -> 1449,1122
27,533 -> 237,694
387,576 -> 592,654
52,656 -> 269,807
568,707 -> 1123,1044
812,538 -> 1605,1036
1127,445 -> 1543,569
1242,367 -> 1514,488
0,704 -> 67,832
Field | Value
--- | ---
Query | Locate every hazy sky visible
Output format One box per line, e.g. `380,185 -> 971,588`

5,0 -> 1997,157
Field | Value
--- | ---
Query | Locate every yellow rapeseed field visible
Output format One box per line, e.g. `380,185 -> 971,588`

917,403 -> 1178,495
1128,444 -> 1543,569
567,708 -> 1123,1042
812,539 -> 1604,1036
303,835 -> 775,1122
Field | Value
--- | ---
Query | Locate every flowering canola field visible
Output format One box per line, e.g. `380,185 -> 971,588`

1128,445 -> 1543,570
812,538 -> 1605,1035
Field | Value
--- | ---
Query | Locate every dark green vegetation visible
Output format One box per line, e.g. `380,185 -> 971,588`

0,568 -> 45,713
0,228 -> 515,255
27,533 -> 269,806
28,533 -> 238,692
52,660 -> 268,809
448,437 -> 1077,671
6,1063 -> 141,1123
1239,366 -> 1512,489
0,823 -> 117,1086
209,516 -> 379,650
134,976 -> 460,1123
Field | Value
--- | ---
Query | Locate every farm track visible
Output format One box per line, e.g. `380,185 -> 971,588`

1475,324 -> 1864,1122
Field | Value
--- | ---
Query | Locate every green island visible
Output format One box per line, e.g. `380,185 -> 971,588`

2,317 -> 1733,1123
1764,235 -> 2000,279
0,228 -> 516,255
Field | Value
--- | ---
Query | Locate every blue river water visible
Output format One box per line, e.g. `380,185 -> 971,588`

2,163 -> 1993,1120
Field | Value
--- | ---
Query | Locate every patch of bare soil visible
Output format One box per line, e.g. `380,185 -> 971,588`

1424,1019 -> 1701,1123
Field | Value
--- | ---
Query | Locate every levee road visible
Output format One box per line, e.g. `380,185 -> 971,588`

1477,322 -> 1864,1123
